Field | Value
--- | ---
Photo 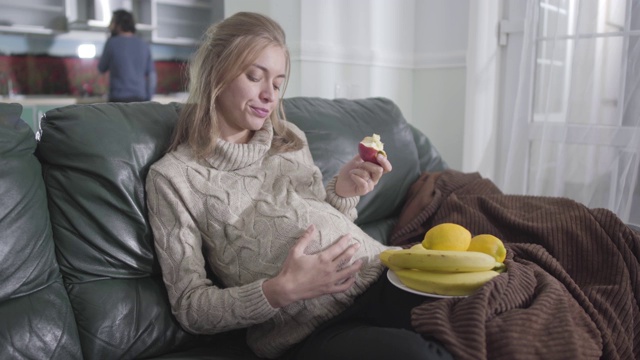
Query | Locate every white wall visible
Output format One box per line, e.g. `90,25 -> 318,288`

225,0 -> 469,170
412,0 -> 468,170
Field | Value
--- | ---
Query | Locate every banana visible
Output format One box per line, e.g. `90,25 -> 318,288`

388,248 -> 496,272
380,244 -> 426,271
394,268 -> 500,296
379,249 -> 402,272
410,243 -> 427,252
493,262 -> 507,273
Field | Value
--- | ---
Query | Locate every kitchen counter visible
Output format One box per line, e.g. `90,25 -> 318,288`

0,94 -> 187,106
2,93 -> 189,134
0,95 -> 83,106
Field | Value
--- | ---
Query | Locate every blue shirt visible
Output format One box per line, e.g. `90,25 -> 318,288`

98,35 -> 156,101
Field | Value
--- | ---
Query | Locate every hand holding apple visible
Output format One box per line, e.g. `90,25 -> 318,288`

333,135 -> 392,198
358,134 -> 387,165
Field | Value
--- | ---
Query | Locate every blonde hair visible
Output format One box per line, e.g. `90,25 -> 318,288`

168,12 -> 303,157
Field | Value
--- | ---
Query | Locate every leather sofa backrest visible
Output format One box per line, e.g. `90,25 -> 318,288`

0,103 -> 82,359
35,97 -> 447,359
37,102 -> 196,359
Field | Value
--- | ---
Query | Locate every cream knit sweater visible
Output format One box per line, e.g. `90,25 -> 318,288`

146,119 -> 389,358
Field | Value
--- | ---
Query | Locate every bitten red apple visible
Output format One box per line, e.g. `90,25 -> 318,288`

358,134 -> 387,165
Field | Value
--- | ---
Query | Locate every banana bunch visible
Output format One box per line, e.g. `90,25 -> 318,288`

380,244 -> 503,296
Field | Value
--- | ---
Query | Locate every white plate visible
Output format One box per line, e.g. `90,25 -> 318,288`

386,270 -> 467,299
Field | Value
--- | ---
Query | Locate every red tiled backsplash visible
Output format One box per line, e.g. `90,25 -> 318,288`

0,55 -> 187,96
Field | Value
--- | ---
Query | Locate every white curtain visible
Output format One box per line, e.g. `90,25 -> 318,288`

501,0 -> 640,226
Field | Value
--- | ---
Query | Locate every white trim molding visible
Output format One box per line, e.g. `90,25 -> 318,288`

413,51 -> 467,69
289,41 -> 466,70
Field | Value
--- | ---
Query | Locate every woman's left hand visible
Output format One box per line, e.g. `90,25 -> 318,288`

335,154 -> 392,198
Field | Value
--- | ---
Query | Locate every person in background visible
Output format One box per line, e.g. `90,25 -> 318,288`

145,12 -> 451,360
98,9 -> 156,103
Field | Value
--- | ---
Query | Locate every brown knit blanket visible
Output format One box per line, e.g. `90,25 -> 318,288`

389,170 -> 640,360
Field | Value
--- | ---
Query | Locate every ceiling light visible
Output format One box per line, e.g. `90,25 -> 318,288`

77,44 -> 96,59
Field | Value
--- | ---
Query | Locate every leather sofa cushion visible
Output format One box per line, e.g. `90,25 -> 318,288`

38,102 -> 180,282
37,102 -> 200,359
0,103 -> 82,359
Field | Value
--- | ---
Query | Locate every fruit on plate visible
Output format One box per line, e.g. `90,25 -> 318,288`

381,226 -> 506,297
394,268 -> 500,296
358,134 -> 387,164
422,223 -> 472,251
386,247 -> 496,272
493,262 -> 507,273
380,243 -> 505,296
410,243 -> 428,252
378,249 -> 401,272
468,234 -> 507,263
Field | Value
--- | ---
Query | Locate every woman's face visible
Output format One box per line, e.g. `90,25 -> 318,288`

216,45 -> 287,144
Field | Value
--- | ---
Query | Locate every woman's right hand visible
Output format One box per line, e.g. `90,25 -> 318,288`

262,224 -> 363,308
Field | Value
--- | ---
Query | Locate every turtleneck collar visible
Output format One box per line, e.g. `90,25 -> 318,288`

200,119 -> 274,171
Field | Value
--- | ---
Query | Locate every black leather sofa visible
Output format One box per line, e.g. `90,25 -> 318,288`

0,97 -> 448,359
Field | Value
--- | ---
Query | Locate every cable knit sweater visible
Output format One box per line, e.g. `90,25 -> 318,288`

146,119 -> 389,358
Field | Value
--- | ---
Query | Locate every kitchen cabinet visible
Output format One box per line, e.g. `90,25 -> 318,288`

2,96 -> 76,135
20,106 -> 36,132
0,0 -> 67,35
6,93 -> 184,135
66,0 -> 223,45
21,104 -> 65,135
66,0 -> 153,32
0,0 -> 222,45
152,0 -> 223,46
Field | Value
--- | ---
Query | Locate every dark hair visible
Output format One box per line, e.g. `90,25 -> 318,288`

111,9 -> 136,34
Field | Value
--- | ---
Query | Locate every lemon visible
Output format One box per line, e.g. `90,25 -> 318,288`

422,223 -> 472,251
410,243 -> 428,252
468,234 -> 507,263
